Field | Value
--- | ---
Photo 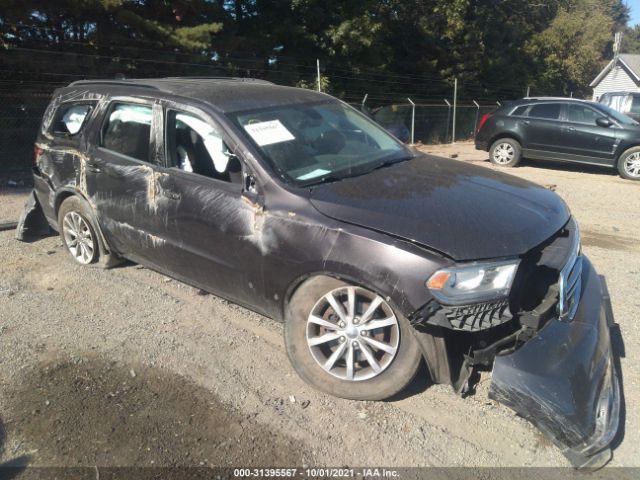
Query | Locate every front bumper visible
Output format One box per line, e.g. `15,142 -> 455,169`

489,257 -> 620,468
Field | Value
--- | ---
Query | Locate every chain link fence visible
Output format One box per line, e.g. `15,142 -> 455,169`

0,49 -> 511,173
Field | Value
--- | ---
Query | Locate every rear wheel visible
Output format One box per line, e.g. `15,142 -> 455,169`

617,147 -> 640,180
58,198 -> 99,265
489,138 -> 522,167
285,276 -> 422,400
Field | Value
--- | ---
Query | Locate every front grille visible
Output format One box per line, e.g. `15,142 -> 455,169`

558,223 -> 582,321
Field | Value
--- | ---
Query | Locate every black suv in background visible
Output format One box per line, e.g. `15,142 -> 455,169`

475,97 -> 640,180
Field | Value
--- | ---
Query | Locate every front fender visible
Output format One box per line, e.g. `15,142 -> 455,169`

264,212 -> 448,321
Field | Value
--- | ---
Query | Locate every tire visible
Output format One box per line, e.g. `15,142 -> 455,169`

57,196 -> 102,266
285,276 -> 422,400
617,146 -> 640,180
489,138 -> 522,167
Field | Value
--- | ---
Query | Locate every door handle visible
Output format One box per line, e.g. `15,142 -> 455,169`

522,120 -> 530,125
161,189 -> 181,201
85,158 -> 102,173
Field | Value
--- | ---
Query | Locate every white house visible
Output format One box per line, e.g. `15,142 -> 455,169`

590,53 -> 640,100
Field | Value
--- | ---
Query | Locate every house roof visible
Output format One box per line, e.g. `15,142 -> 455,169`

590,54 -> 640,87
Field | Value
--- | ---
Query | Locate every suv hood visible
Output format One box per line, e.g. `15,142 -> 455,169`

309,154 -> 570,260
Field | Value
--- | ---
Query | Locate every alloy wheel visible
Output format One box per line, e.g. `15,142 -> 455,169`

624,152 -> 640,178
62,211 -> 95,264
493,142 -> 515,164
306,286 -> 400,381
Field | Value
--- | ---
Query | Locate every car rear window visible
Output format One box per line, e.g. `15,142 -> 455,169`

101,103 -> 153,162
510,105 -> 529,116
50,102 -> 96,136
528,103 -> 561,120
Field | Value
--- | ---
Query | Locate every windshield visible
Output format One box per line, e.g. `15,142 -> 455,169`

230,101 -> 412,186
593,103 -> 639,125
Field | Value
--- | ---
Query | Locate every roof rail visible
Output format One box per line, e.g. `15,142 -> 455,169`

67,80 -> 160,90
522,96 -> 586,101
161,76 -> 274,84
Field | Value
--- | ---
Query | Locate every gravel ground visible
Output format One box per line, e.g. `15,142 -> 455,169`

0,144 -> 638,471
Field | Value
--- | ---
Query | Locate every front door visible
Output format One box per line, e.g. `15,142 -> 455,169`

561,103 -> 618,164
151,106 -> 266,306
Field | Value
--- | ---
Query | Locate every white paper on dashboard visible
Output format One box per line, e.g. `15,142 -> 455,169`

296,168 -> 330,180
243,120 -> 295,146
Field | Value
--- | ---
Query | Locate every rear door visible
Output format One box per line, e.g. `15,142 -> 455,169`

520,102 -> 565,155
85,99 -> 169,261
561,103 -> 618,164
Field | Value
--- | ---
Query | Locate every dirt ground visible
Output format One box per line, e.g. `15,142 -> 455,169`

0,143 -> 639,472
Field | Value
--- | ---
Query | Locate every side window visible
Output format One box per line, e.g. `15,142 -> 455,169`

51,103 -> 96,136
166,110 -> 242,184
567,104 -> 601,125
510,105 -> 529,117
607,95 -> 627,113
630,96 -> 640,115
101,103 -> 153,162
528,103 -> 561,120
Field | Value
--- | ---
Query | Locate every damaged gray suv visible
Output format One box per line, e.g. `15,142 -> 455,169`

18,77 -> 619,468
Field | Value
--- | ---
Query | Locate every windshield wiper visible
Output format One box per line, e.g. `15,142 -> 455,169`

304,155 -> 414,188
303,174 -> 348,188
366,155 -> 414,173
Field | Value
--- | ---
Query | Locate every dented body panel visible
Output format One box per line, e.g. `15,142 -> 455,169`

17,78 -> 620,468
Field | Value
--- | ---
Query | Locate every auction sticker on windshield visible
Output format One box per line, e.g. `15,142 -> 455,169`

243,120 -> 295,146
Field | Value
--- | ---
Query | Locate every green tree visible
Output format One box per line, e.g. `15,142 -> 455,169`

527,0 -> 623,96
621,25 -> 640,53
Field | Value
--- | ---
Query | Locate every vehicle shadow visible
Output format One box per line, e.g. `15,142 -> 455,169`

386,361 -> 433,401
520,158 -> 618,177
0,417 -> 30,479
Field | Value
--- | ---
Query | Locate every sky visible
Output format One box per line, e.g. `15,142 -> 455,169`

630,0 -> 640,26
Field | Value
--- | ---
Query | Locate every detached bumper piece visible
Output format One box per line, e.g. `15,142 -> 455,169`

15,189 -> 51,241
489,258 -> 620,469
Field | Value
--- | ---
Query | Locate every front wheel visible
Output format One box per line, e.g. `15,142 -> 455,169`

617,147 -> 640,180
285,277 -> 422,400
489,138 -> 522,167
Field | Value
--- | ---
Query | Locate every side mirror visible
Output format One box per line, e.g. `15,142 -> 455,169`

596,117 -> 613,128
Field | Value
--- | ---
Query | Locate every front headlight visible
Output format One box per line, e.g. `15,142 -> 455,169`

426,259 -> 520,305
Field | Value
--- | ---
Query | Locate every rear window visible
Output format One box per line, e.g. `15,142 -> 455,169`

510,105 -> 529,116
50,103 -> 95,136
529,103 -> 561,120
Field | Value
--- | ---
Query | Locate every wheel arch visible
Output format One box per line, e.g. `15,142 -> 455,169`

284,271 -> 408,322
615,142 -> 640,161
488,132 -> 523,149
54,189 -> 114,256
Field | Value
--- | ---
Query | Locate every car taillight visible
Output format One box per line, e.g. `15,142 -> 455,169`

34,145 -> 43,164
477,112 -> 493,133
